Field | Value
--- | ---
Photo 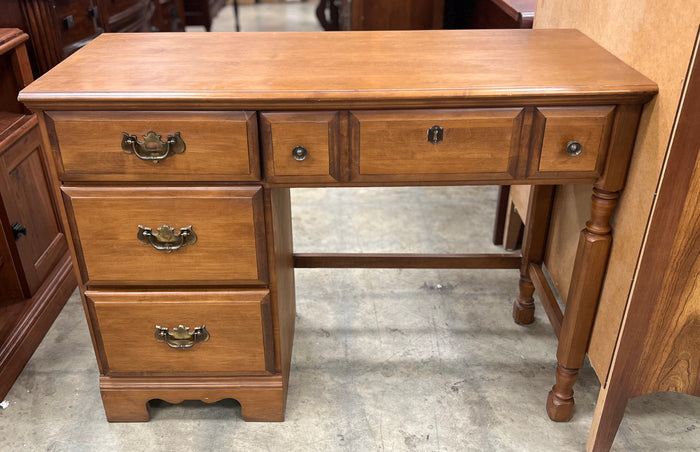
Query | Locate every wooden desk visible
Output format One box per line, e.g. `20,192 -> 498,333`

18,30 -> 656,428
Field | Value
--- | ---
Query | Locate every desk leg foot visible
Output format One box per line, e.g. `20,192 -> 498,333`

101,391 -> 151,422
513,276 -> 535,324
238,389 -> 286,422
547,363 -> 577,421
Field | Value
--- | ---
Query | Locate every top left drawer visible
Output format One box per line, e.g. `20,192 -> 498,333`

45,111 -> 260,182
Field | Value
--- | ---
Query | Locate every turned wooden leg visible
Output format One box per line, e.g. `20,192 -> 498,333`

514,275 -> 536,324
513,185 -> 555,324
547,187 -> 618,421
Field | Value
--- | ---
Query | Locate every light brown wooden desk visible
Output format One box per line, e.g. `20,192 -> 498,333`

18,30 -> 656,428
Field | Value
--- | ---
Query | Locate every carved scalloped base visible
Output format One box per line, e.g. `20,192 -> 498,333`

99,376 -> 286,422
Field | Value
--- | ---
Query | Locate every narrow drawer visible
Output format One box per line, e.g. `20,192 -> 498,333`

349,108 -> 524,182
87,290 -> 275,376
46,111 -> 260,181
260,111 -> 341,182
62,186 -> 267,286
529,106 -> 615,177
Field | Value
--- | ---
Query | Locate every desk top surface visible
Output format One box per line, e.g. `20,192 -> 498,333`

20,29 -> 657,110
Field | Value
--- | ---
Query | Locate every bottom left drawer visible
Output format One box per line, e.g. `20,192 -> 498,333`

86,290 -> 275,376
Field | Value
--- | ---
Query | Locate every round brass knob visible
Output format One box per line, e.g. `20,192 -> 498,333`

292,146 -> 308,161
566,140 -> 583,156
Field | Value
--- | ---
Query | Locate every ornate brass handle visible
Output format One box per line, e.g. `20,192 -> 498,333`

137,224 -> 197,252
121,131 -> 186,162
155,324 -> 209,349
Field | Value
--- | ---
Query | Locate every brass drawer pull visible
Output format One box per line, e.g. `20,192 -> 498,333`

566,140 -> 583,156
427,125 -> 444,144
292,145 -> 308,161
155,324 -> 210,349
137,224 -> 197,252
121,130 -> 186,162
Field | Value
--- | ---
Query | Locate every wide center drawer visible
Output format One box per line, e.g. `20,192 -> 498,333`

349,108 -> 525,181
47,111 -> 259,181
87,290 -> 275,376
62,186 -> 267,285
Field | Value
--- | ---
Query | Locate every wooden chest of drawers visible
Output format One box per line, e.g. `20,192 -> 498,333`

18,30 -> 656,425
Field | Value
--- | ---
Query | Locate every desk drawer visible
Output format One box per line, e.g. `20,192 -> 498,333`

260,111 -> 341,182
529,106 -> 615,177
62,186 -> 267,285
47,111 -> 259,181
349,109 -> 524,182
88,290 -> 274,376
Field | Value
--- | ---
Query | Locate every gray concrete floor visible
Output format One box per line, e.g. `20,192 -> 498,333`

1,3 -> 698,451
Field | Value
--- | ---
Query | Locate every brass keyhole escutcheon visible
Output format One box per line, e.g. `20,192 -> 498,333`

428,125 -> 444,144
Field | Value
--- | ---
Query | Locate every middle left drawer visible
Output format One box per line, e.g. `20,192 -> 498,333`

62,186 -> 267,286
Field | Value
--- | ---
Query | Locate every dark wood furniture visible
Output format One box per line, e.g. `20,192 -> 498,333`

586,29 -> 700,452
151,0 -> 186,32
183,0 -> 226,31
19,30 -> 656,435
0,0 -> 155,78
318,0 -> 444,31
0,28 -> 76,400
465,0 -> 535,29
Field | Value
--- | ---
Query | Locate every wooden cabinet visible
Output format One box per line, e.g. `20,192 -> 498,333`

183,0 -> 226,31
0,120 -> 66,295
340,0 -> 444,30
0,29 -> 76,400
0,0 -> 156,78
151,0 -> 186,32
19,31 -> 656,432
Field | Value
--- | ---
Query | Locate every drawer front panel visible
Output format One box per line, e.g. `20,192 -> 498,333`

62,186 -> 267,285
88,290 -> 274,375
350,109 -> 524,181
47,111 -> 259,181
531,106 -> 615,177
260,111 -> 341,182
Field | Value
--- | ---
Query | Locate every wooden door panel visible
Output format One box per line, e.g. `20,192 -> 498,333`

0,123 -> 65,294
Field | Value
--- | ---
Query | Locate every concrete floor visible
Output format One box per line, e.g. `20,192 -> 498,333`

1,3 -> 698,451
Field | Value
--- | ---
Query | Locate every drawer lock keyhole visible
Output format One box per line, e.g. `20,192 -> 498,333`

428,125 -> 444,144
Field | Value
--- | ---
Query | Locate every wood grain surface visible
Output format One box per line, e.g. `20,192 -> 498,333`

587,29 -> 700,451
536,0 -> 700,385
18,30 -> 656,110
48,111 -> 259,181
62,186 -> 267,286
534,106 -> 614,174
88,290 -> 274,375
350,108 -> 523,180
260,111 -> 341,182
